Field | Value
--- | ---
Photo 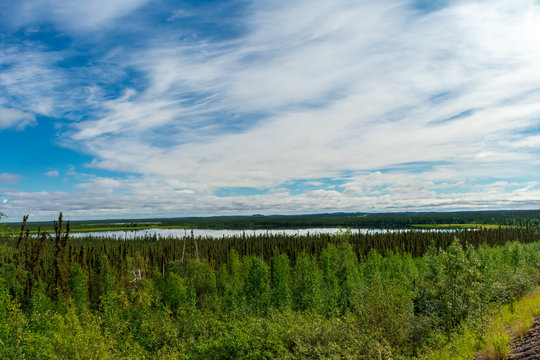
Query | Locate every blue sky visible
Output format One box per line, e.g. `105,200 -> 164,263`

2,0 -> 540,221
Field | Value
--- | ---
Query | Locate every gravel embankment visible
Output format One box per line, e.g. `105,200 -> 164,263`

507,316 -> 540,360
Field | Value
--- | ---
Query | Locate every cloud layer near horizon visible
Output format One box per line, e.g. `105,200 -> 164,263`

2,0 -> 540,220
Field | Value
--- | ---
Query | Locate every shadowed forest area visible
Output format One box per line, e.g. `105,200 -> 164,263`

1,213 -> 540,358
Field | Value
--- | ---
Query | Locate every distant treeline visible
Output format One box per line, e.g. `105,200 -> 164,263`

9,209 -> 540,231
62,226 -> 540,269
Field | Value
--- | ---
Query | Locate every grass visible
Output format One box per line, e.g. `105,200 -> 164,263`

422,287 -> 540,360
412,224 -> 513,229
483,330 -> 509,360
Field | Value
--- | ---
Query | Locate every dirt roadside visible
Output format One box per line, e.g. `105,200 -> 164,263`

507,316 -> 540,360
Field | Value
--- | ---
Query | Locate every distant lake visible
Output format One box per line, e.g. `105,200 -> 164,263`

71,227 -> 456,239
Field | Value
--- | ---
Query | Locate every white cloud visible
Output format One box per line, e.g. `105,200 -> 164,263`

5,0 -> 540,219
7,0 -> 149,32
4,174 -> 540,221
45,170 -> 59,177
0,173 -> 21,185
0,106 -> 35,130
0,45 -> 70,123
69,0 -> 540,188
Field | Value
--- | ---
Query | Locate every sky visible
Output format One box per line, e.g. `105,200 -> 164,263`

2,0 -> 540,221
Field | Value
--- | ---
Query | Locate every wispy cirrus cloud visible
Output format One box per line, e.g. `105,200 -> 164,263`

74,0 -> 540,185
3,0 -> 540,220
0,46 -> 63,120
0,106 -> 35,130
2,0 -> 150,32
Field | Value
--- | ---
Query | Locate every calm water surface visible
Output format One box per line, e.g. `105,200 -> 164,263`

71,227 -> 455,239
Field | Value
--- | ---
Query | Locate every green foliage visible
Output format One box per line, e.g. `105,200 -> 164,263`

358,271 -> 414,351
49,212 -> 71,302
2,213 -> 540,358
161,272 -> 191,313
439,239 -> 480,333
182,257 -> 217,310
0,277 -> 29,359
243,257 -> 270,315
90,254 -> 116,308
270,309 -> 395,359
484,330 -> 509,360
292,252 -> 322,312
320,244 -> 342,316
68,264 -> 89,313
0,212 -> 6,236
271,253 -> 291,309
52,309 -> 116,359
217,249 -> 244,313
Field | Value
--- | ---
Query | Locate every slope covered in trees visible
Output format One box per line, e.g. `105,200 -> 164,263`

1,214 -> 540,358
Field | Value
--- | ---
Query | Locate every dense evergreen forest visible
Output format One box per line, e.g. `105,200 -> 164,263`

1,213 -> 540,358
9,209 -> 540,231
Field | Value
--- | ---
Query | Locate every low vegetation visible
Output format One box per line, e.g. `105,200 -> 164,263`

424,287 -> 540,359
411,224 -> 514,229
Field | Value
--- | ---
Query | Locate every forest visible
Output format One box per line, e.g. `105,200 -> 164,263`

9,209 -> 540,232
1,213 -> 540,358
